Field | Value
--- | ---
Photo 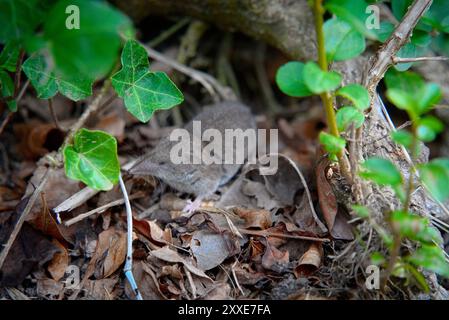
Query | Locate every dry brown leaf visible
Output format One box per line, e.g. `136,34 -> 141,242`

262,242 -> 289,271
36,278 -> 64,298
47,239 -> 69,281
190,230 -> 233,271
93,111 -> 125,142
150,246 -> 212,280
94,228 -> 127,278
133,218 -> 171,245
294,242 -> 323,277
85,277 -> 120,300
233,207 -> 272,229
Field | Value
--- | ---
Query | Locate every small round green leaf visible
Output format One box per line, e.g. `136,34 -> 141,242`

319,131 -> 346,155
64,129 -> 120,191
419,159 -> 449,202
275,61 -> 312,97
417,116 -> 444,142
336,84 -> 370,110
390,210 -> 442,244
391,130 -> 413,148
352,204 -> 369,218
304,62 -> 342,94
359,157 -> 402,187
324,18 -> 365,62
336,106 -> 364,131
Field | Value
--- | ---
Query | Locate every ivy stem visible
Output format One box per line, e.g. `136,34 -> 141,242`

48,98 -> 62,131
312,0 -> 352,182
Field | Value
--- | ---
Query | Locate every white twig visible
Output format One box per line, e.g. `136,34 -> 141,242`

393,56 -> 449,64
119,174 -> 143,300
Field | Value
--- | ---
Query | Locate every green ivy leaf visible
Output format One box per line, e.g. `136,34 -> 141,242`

63,128 -> 120,191
43,0 -> 134,81
408,244 -> 449,278
0,70 -> 17,111
324,18 -> 365,62
419,159 -> 449,202
336,84 -> 370,110
325,0 -> 378,39
0,41 -> 20,72
112,40 -> 184,123
336,106 -> 364,131
22,54 -> 92,101
360,157 -> 403,187
0,0 -> 51,42
391,130 -> 414,148
304,62 -> 342,94
390,211 -> 443,244
275,62 -> 312,97
417,116 -> 444,142
319,132 -> 346,155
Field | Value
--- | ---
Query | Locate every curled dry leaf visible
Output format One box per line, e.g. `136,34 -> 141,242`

47,239 -> 69,281
150,246 -> 212,280
133,218 -> 172,245
233,207 -> 272,229
93,111 -> 126,143
294,242 -> 323,277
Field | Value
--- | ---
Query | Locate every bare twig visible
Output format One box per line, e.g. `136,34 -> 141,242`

48,99 -> 62,130
393,56 -> 449,64
63,192 -> 144,227
144,45 -> 236,101
238,229 -> 329,243
0,168 -> 50,270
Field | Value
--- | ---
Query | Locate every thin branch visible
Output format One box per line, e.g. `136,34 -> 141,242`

393,56 -> 449,64
48,99 -> 62,130
0,168 -> 50,270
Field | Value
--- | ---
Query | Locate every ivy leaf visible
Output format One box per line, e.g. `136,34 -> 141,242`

324,18 -> 365,62
419,159 -> 449,202
391,130 -> 414,149
22,54 -> 92,101
319,132 -> 346,155
336,84 -> 370,110
336,106 -> 364,131
390,211 -> 443,244
0,41 -> 20,72
112,40 -> 184,123
304,62 -> 342,94
417,116 -> 444,142
0,70 -> 17,111
325,0 -> 378,40
408,244 -> 449,278
63,129 -> 120,191
0,0 -> 50,42
360,157 -> 403,188
275,62 -> 312,97
43,0 -> 134,81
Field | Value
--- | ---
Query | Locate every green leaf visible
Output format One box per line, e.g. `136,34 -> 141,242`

336,84 -> 370,110
417,83 -> 442,114
417,116 -> 444,142
275,62 -> 312,97
0,70 -> 17,111
370,252 -> 385,266
324,18 -> 365,62
319,132 -> 346,155
0,41 -> 20,72
22,54 -> 92,101
112,40 -> 184,123
392,0 -> 412,21
0,0 -> 51,42
390,211 -> 442,244
391,130 -> 414,148
304,62 -> 342,94
373,22 -> 395,43
43,0 -> 134,81
352,204 -> 369,218
63,129 -> 120,191
419,159 -> 449,202
325,0 -> 378,39
336,106 -> 364,131
394,43 -> 417,71
360,157 -> 402,187
408,244 -> 449,278
421,0 -> 449,33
